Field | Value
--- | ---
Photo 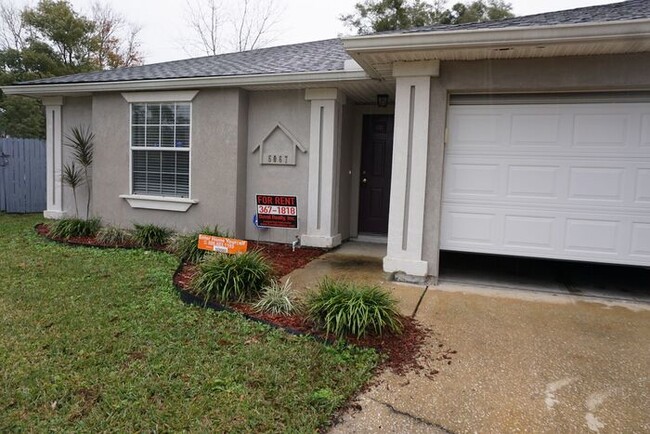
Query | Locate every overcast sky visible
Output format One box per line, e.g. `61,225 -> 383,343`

11,0 -> 615,64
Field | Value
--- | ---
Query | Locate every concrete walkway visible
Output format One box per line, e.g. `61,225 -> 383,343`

287,242 -> 650,434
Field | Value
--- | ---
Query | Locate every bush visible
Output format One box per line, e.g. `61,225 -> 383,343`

132,223 -> 173,249
192,251 -> 272,303
253,279 -> 300,316
171,225 -> 227,264
49,218 -> 101,239
97,226 -> 133,245
306,278 -> 402,338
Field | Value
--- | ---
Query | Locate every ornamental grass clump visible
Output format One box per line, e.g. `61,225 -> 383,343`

49,217 -> 101,239
172,225 -> 227,264
307,277 -> 402,338
253,278 -> 300,316
133,223 -> 173,249
97,226 -> 133,245
192,251 -> 272,303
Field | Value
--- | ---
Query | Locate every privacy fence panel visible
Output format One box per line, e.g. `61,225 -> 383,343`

0,138 -> 47,213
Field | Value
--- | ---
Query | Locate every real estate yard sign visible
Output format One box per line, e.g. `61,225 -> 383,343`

256,194 -> 298,229
197,234 -> 248,254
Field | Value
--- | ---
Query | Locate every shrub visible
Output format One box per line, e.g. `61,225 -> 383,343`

97,226 -> 133,245
49,218 -> 101,239
192,251 -> 272,303
171,225 -> 227,264
132,223 -> 173,249
253,278 -> 300,316
306,278 -> 402,338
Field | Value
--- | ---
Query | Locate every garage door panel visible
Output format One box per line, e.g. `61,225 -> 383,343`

635,169 -> 650,203
630,223 -> 650,258
568,167 -> 625,202
503,215 -> 556,250
507,165 -> 560,199
442,101 -> 650,266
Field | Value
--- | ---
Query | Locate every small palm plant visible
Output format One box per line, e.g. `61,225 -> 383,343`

65,126 -> 95,219
61,162 -> 83,217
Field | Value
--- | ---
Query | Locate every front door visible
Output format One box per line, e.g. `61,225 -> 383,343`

358,114 -> 394,234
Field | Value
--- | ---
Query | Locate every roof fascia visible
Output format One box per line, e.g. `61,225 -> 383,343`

1,69 -> 370,97
342,19 -> 650,53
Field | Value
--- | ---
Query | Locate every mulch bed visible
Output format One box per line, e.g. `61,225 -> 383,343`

37,222 -> 429,374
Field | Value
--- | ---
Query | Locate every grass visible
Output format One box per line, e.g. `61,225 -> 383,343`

0,213 -> 378,432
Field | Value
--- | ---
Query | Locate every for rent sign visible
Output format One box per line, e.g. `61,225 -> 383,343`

256,194 -> 298,229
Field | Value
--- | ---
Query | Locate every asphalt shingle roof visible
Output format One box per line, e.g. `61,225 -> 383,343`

18,38 -> 350,85
16,0 -> 650,86
405,0 -> 650,33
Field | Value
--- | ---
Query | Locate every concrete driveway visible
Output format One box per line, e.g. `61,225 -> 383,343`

287,243 -> 650,433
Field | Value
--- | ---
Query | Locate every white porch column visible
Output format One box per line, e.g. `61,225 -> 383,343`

301,88 -> 346,248
42,96 -> 65,219
383,61 -> 439,278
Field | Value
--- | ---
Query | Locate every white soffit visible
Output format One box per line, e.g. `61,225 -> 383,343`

343,20 -> 650,79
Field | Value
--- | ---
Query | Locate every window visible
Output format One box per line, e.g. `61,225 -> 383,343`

130,102 -> 190,198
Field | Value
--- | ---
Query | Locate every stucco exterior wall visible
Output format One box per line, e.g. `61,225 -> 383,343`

338,103 -> 355,241
61,96 -> 92,217
244,90 -> 311,243
90,88 -> 247,233
423,53 -> 650,278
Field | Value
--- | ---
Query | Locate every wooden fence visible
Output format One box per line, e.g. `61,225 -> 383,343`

0,138 -> 46,213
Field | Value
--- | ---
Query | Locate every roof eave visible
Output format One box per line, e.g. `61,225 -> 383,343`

343,19 -> 650,54
1,69 -> 371,97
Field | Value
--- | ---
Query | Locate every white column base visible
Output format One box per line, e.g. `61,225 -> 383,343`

383,256 -> 428,277
301,233 -> 342,249
43,210 -> 66,219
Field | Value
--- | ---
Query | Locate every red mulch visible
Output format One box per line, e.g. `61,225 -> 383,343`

37,222 -> 429,374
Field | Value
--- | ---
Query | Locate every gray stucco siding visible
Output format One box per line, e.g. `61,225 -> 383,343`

244,90 -> 311,243
61,97 -> 93,217
423,53 -> 650,278
90,88 -> 247,233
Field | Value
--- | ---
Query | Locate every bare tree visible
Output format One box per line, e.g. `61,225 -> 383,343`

232,0 -> 279,52
91,2 -> 144,69
185,0 -> 222,56
184,0 -> 279,56
0,0 -> 26,50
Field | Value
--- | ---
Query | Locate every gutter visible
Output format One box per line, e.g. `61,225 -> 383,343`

1,69 -> 371,97
342,19 -> 650,53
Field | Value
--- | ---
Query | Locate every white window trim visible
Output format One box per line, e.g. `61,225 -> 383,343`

119,194 -> 197,212
121,90 -> 199,103
124,96 -> 197,212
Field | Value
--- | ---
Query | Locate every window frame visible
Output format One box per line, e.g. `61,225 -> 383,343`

120,90 -> 199,212
128,102 -> 193,199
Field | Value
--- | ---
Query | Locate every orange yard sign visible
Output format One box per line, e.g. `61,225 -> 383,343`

197,234 -> 248,254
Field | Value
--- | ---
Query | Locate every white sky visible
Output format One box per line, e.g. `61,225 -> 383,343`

10,0 -> 615,63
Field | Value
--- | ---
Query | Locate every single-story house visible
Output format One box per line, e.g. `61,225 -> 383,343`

3,0 -> 649,281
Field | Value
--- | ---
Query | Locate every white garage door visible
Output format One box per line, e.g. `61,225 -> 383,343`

441,98 -> 650,266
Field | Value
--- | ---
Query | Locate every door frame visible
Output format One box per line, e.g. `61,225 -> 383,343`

348,106 -> 395,239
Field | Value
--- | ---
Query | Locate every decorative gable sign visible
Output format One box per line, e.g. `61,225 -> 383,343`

252,122 -> 306,166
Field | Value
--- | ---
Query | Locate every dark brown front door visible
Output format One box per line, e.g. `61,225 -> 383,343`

358,114 -> 394,235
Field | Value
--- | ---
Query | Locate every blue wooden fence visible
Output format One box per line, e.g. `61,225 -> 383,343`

0,138 -> 46,213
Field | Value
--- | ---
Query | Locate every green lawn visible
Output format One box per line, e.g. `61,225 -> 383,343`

0,214 -> 378,432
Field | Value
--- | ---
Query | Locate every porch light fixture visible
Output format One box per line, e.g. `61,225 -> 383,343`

377,94 -> 389,107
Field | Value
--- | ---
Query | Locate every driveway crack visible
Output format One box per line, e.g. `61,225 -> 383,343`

369,397 -> 455,433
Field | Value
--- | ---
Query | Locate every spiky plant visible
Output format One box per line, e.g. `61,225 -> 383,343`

97,226 -> 133,245
61,162 -> 83,217
191,251 -> 272,303
306,277 -> 402,338
171,225 -> 228,264
253,278 -> 300,316
132,223 -> 173,249
49,218 -> 101,239
65,126 -> 95,218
